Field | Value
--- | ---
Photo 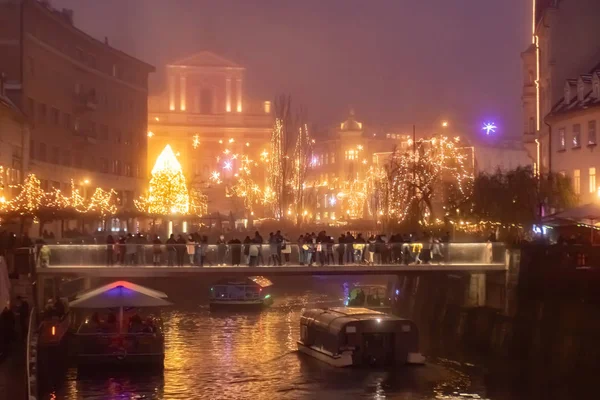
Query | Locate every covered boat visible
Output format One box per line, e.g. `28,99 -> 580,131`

297,307 -> 425,367
346,284 -> 392,312
209,276 -> 273,310
69,281 -> 172,367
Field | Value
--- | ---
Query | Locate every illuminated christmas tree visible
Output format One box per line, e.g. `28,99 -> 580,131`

144,145 -> 189,215
9,173 -> 44,216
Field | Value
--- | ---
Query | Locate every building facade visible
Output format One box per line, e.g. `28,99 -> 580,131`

546,68 -> 600,204
0,0 -> 154,210
147,51 -> 273,215
0,80 -> 30,203
305,111 -> 411,223
522,0 -> 600,173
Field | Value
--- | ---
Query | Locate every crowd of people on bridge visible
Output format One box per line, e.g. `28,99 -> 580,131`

98,229 -> 483,267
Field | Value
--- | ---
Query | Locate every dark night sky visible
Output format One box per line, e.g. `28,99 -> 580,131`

52,0 -> 530,137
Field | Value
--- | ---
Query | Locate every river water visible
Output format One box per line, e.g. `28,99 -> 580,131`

40,276 -> 533,399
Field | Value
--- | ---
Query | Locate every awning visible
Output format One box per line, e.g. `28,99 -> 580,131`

69,280 -> 172,309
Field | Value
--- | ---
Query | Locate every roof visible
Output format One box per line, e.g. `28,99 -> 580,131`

29,0 -> 155,72
301,307 -> 409,335
339,109 -> 363,131
69,280 -> 171,309
548,70 -> 600,118
169,51 -> 243,69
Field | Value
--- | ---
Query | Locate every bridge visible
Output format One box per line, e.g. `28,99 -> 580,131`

35,242 -> 509,278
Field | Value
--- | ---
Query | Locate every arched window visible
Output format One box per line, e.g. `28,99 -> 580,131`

200,88 -> 212,114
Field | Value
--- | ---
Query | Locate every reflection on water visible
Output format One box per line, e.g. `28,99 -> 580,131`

43,277 -> 493,400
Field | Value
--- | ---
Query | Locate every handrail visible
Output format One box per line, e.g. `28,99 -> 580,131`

26,307 -> 38,400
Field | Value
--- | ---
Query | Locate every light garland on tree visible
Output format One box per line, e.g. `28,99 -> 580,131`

9,173 -> 44,216
87,187 -> 119,218
142,144 -> 190,215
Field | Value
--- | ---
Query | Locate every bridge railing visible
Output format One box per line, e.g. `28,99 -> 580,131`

36,242 -> 506,267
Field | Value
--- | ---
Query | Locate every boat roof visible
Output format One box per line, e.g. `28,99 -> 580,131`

213,276 -> 273,288
69,281 -> 172,309
301,307 -> 409,334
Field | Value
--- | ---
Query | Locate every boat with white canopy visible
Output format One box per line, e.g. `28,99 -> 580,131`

69,280 -> 172,367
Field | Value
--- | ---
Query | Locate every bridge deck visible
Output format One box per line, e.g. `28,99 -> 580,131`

36,263 -> 507,277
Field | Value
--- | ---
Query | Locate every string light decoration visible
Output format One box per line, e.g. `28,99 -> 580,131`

69,180 -> 87,213
192,134 -> 200,149
8,173 -> 44,216
87,187 -> 119,218
384,135 -> 473,224
189,187 -> 208,217
139,144 -> 190,215
292,123 -> 312,221
269,118 -> 284,218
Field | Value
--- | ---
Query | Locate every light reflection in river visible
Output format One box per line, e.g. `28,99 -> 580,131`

43,277 -> 494,399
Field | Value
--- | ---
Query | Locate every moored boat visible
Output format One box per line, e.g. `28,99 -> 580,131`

346,284 -> 392,312
297,307 -> 425,367
209,276 -> 273,310
69,281 -> 172,368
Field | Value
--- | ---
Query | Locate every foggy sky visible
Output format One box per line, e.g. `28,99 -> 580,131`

52,0 -> 530,138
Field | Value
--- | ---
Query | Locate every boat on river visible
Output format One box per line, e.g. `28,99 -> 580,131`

69,281 -> 172,367
209,276 -> 274,310
346,284 -> 392,312
297,307 -> 425,367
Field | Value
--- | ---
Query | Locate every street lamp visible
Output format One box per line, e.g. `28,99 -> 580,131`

442,121 -> 449,128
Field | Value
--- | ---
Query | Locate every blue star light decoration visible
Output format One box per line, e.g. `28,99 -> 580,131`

482,122 -> 497,135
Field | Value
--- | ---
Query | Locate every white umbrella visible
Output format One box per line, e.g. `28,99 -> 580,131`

70,281 -> 172,334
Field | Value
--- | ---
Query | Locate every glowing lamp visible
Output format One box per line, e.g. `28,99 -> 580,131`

51,326 -> 56,336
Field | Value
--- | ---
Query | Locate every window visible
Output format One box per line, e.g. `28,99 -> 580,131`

74,153 -> 82,168
572,124 -> 581,148
90,122 -> 96,137
590,168 -> 596,194
125,163 -> 132,177
529,117 -> 535,134
112,160 -> 121,175
38,143 -> 47,162
100,158 -> 108,173
27,98 -> 35,119
115,130 -> 122,144
99,124 -> 108,140
74,82 -> 82,95
75,47 -> 85,62
135,164 -> 140,178
88,156 -> 96,172
29,139 -> 35,159
331,153 -> 335,164
558,128 -> 566,150
200,88 -> 212,114
37,103 -> 47,123
112,64 -> 117,77
345,150 -> 357,160
574,169 -> 581,195
51,107 -> 59,125
62,150 -> 71,167
51,146 -> 59,164
125,132 -> 132,145
73,117 -> 80,132
589,121 -> 597,145
63,113 -> 72,130
26,56 -> 34,76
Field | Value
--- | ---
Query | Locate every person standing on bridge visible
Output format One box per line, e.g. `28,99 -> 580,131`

253,231 -> 264,266
216,235 -> 227,266
176,235 -> 187,267
345,232 -> 355,264
166,234 -> 176,267
106,235 -> 115,267
337,234 -> 346,265
152,235 -> 162,266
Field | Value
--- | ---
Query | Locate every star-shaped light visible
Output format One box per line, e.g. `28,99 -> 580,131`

482,122 -> 497,135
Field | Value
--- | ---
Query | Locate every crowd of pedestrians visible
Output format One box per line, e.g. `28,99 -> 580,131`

101,229 -> 464,267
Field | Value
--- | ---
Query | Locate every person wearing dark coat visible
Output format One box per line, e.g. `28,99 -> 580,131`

228,238 -> 242,266
166,234 -> 177,266
106,235 -> 115,266
175,235 -> 186,267
216,235 -> 227,266
337,234 -> 346,265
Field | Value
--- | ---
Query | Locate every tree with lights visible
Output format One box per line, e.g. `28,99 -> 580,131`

292,111 -> 312,225
139,145 -> 190,215
87,188 -> 119,229
385,136 -> 473,225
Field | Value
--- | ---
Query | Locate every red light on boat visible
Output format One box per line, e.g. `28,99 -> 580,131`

51,326 -> 56,336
